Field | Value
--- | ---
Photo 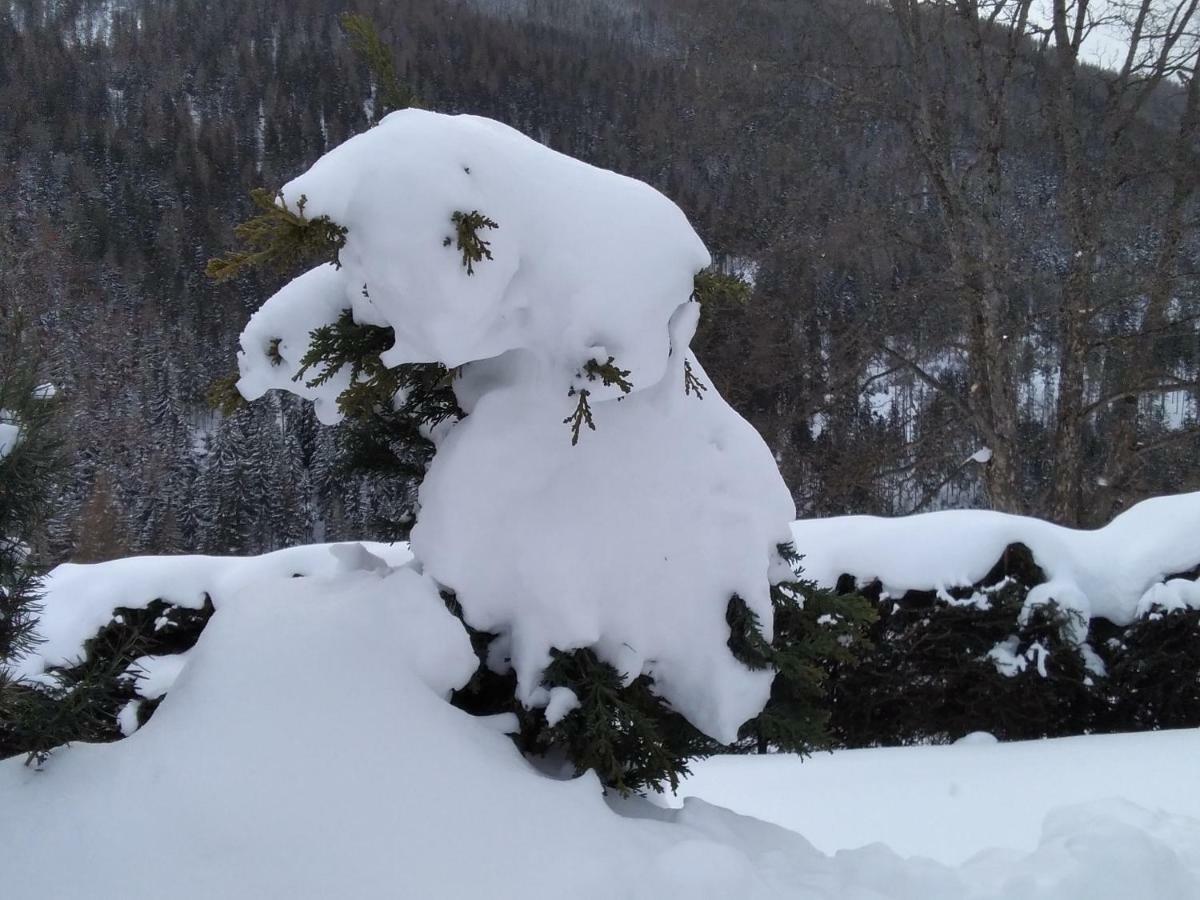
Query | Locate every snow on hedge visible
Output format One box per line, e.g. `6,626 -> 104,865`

791,491 -> 1200,626
7,541 -> 412,680
236,109 -> 796,742
5,554 -> 1199,899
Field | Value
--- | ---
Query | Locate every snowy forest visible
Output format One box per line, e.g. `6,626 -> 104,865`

4,0 -> 1198,566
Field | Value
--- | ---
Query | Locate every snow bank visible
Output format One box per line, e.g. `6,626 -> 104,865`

234,109 -> 797,742
790,492 -> 1200,625
5,558 -> 1199,899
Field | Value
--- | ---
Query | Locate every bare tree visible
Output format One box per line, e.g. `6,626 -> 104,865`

813,0 -> 1200,524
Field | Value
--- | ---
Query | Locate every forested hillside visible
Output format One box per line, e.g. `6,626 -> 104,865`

3,0 -> 1197,562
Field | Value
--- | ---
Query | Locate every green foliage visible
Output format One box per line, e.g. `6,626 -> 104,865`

206,373 -> 247,416
683,359 -> 707,398
562,388 -> 594,445
447,210 -> 498,275
2,622 -> 149,766
340,13 -> 418,115
560,357 -> 634,444
1,595 -> 216,765
728,543 -> 876,754
0,317 -> 66,762
540,648 -> 716,795
691,268 -> 751,309
294,309 -> 461,426
827,578 -> 1101,747
1103,606 -> 1200,731
206,189 -> 348,283
583,356 -> 633,394
439,589 -> 715,796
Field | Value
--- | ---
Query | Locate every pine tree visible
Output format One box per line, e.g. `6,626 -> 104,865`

727,543 -> 876,755
0,315 -> 137,764
0,319 -> 61,679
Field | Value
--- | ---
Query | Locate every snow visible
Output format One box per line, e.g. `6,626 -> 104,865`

235,109 -> 797,743
790,491 -> 1200,626
128,651 -> 191,700
545,685 -> 580,726
8,541 -> 412,678
0,421 -> 18,459
5,559 -> 1200,899
673,729 -> 1200,873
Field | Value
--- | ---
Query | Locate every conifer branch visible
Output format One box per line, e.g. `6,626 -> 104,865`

683,359 -> 707,398
583,356 -> 633,394
206,188 -> 348,282
295,310 -> 459,425
691,267 -> 751,307
447,210 -> 498,275
563,388 -> 595,445
340,13 -> 418,115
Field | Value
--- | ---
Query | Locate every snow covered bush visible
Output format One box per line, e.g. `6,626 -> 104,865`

795,499 -> 1200,745
211,109 -> 848,788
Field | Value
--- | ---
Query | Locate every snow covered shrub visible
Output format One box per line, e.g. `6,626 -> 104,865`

1103,607 -> 1200,732
213,109 -> 835,791
827,575 -> 1102,747
0,326 -> 150,765
727,546 -> 875,755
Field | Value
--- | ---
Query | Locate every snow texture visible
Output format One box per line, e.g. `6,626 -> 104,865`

5,560 -> 1200,899
791,491 -> 1200,626
235,110 -> 797,742
129,651 -> 192,700
7,541 -> 412,679
673,728 -> 1200,874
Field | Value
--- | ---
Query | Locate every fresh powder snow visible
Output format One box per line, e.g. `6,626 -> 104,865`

4,546 -> 1199,899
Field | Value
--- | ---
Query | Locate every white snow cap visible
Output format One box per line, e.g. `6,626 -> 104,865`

791,491 -> 1200,627
235,109 -> 797,743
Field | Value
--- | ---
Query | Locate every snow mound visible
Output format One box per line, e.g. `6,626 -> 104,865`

5,564 -> 1199,899
790,492 -> 1200,625
9,541 -> 412,678
234,110 -> 797,742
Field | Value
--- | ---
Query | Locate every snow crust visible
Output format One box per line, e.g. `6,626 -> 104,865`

234,109 -> 797,742
791,492 -> 1200,626
6,560 -> 1199,899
